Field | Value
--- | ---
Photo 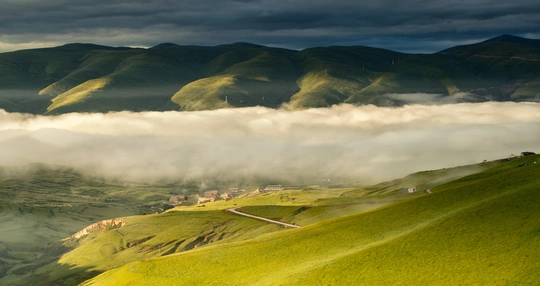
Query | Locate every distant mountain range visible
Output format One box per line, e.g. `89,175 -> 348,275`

1,34 -> 539,114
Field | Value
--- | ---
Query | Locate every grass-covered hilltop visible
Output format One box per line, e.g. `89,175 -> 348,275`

2,153 -> 538,285
0,34 -> 539,114
82,154 -> 540,285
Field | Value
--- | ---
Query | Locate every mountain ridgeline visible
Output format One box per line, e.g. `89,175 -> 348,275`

1,35 -> 540,114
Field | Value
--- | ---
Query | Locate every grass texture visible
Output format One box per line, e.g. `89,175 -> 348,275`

82,155 -> 540,285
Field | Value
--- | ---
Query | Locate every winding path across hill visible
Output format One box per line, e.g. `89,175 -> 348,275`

226,208 -> 301,228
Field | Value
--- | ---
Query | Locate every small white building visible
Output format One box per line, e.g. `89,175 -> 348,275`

264,185 -> 283,192
168,195 -> 187,205
198,197 -> 215,204
220,192 -> 234,200
204,190 -> 219,198
407,187 -> 417,193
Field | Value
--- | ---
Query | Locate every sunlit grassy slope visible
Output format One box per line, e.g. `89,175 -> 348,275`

289,46 -> 410,108
171,48 -> 299,110
0,35 -> 539,114
237,162 -> 492,226
13,160 -> 491,286
33,211 -> 283,285
83,155 -> 540,285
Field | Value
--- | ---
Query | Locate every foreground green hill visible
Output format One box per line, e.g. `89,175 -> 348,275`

32,211 -> 284,285
0,158 -> 490,285
0,164 -> 200,285
0,35 -> 539,114
81,155 -> 540,285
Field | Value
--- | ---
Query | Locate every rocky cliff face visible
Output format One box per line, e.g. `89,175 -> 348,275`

63,218 -> 126,241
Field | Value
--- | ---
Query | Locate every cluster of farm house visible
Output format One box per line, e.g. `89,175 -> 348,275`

168,185 -> 284,206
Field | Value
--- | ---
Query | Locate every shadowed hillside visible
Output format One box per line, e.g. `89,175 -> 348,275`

0,35 -> 539,114
0,164 -> 205,285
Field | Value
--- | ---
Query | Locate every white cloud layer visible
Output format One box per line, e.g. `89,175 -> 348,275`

0,102 -> 539,185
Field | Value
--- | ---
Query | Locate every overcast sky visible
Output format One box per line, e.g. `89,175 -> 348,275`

0,0 -> 539,53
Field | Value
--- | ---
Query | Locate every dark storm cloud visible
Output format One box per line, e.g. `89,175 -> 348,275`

0,0 -> 539,52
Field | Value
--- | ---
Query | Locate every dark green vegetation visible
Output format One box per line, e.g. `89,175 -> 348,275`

80,154 -> 540,286
1,35 -> 539,114
0,164 -> 198,285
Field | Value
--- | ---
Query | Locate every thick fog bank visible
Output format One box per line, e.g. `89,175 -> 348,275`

0,102 -> 538,185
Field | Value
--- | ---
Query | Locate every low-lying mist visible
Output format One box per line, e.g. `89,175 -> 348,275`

1,102 -> 539,186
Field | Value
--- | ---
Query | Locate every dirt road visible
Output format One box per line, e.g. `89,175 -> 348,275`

226,208 -> 301,228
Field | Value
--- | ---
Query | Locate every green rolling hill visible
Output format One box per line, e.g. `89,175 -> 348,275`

2,154 -> 535,285
76,154 -> 540,286
0,164 -> 204,286
0,35 -> 539,114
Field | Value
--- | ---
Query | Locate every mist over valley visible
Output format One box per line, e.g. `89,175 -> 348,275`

1,102 -> 538,186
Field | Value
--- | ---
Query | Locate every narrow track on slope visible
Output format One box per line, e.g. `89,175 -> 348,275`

226,208 -> 301,228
